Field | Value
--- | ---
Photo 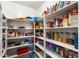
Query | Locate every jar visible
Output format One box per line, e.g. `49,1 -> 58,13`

70,8 -> 78,26
62,32 -> 68,43
39,22 -> 42,28
55,18 -> 58,27
59,47 -> 64,57
47,21 -> 52,28
51,32 -> 54,40
56,46 -> 59,54
63,14 -> 68,27
73,52 -> 78,58
58,32 -> 63,42
64,49 -> 69,58
68,33 -> 74,45
54,32 -> 58,41
67,50 -> 73,58
73,33 -> 78,49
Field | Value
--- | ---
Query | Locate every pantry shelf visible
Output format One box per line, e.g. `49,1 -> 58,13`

46,2 -> 77,19
7,19 -> 33,22
7,28 -> 34,30
2,49 -> 7,56
45,38 -> 78,52
35,36 -> 44,40
35,28 -> 44,30
7,36 -> 34,40
8,51 -> 32,58
35,43 -> 44,51
45,49 -> 63,58
35,51 -> 43,58
7,44 -> 31,50
46,26 -> 78,29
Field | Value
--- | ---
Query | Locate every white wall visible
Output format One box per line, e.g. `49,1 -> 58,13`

1,1 -> 37,18
1,1 -> 57,18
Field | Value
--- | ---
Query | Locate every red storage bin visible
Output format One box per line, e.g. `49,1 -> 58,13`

16,47 -> 30,55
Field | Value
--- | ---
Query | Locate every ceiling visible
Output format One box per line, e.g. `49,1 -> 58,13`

12,1 -> 45,9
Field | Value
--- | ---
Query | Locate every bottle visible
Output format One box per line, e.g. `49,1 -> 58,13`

70,8 -> 78,26
62,32 -> 68,43
73,33 -> 78,49
54,32 -> 58,41
58,32 -> 63,42
68,33 -> 74,45
55,18 -> 58,27
63,14 -> 68,27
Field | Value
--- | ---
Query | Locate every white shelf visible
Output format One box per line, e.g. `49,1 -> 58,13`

45,49 -> 62,58
7,44 -> 31,50
45,38 -> 78,52
35,28 -> 44,30
2,33 -> 5,35
7,35 -> 34,40
8,51 -> 32,58
7,19 -> 33,22
2,49 -> 7,56
2,27 -> 7,29
35,36 -> 44,40
35,43 -> 44,51
46,2 -> 77,19
46,26 -> 78,29
7,28 -> 33,30
35,50 -> 43,58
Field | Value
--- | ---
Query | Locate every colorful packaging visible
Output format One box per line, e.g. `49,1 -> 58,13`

63,14 -> 68,27
62,32 -> 68,43
69,8 -> 78,26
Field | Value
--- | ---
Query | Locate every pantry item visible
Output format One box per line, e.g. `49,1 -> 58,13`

67,50 -> 73,58
39,22 -> 42,28
64,1 -> 71,6
64,49 -> 69,58
73,33 -> 78,49
57,1 -> 64,9
32,23 -> 34,29
63,14 -> 68,27
69,8 -> 78,26
54,18 -> 58,27
73,51 -> 78,58
18,26 -> 25,29
51,44 -> 56,52
21,41 -> 25,45
47,32 -> 52,39
58,18 -> 63,27
62,32 -> 68,43
68,13 -> 72,26
67,33 -> 74,45
50,5 -> 54,13
54,32 -> 58,41
15,32 -> 19,37
47,21 -> 53,28
51,32 -> 54,40
59,47 -> 64,57
19,18 -> 26,21
43,11 -> 48,17
16,47 -> 30,55
54,3 -> 58,11
58,32 -> 63,42
56,46 -> 59,54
